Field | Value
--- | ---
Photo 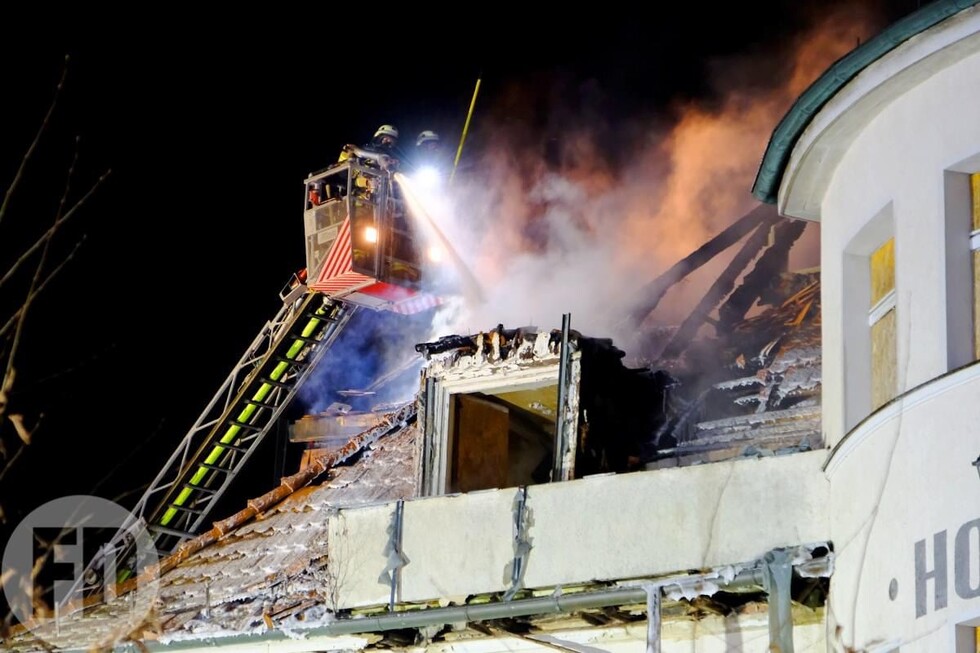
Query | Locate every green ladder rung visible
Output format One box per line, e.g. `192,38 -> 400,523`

212,441 -> 249,452
168,503 -> 205,515
227,419 -> 263,432
149,524 -> 196,540
259,377 -> 293,390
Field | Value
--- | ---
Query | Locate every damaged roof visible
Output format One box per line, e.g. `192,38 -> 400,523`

4,281 -> 825,650
150,422 -> 420,640
4,215 -> 827,651
647,273 -> 822,467
4,408 -> 421,651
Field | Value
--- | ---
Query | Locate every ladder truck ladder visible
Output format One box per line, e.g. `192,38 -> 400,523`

72,287 -> 355,595
142,289 -> 354,553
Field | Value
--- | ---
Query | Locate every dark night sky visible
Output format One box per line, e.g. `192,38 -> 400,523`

0,2 -> 923,541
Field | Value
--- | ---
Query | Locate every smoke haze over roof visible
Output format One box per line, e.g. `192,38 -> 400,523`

424,2 -> 883,352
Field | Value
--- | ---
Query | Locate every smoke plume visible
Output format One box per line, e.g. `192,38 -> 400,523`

425,3 -> 883,356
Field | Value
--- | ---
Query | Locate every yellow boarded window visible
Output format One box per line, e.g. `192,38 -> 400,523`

871,238 -> 896,306
972,173 -> 980,360
971,173 -> 980,230
870,237 -> 896,410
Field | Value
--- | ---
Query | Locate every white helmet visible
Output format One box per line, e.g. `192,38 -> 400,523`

416,130 -> 440,147
374,124 -> 399,140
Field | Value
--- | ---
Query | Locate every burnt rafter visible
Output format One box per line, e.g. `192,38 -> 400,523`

718,218 -> 809,328
659,213 -> 781,361
627,203 -> 778,327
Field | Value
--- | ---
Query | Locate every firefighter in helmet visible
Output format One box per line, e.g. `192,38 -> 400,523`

370,124 -> 400,156
415,130 -> 440,161
411,129 -> 449,186
339,124 -> 400,167
335,124 -> 401,199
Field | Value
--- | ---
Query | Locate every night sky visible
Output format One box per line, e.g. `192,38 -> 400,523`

0,2 -> 923,547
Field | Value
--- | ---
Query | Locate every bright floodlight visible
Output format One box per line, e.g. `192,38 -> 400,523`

427,245 -> 444,263
415,166 -> 441,189
364,226 -> 378,244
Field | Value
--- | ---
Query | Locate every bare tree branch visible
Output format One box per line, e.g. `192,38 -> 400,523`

7,414 -> 33,446
2,137 -> 82,416
0,56 -> 68,229
0,61 -> 114,646
0,442 -> 26,485
0,238 -> 85,340
0,170 -> 108,291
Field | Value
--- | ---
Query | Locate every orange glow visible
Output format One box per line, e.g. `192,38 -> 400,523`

429,4 -> 883,345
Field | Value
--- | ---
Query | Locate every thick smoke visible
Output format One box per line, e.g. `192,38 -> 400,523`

296,307 -> 431,415
298,3 -> 885,409
425,4 -> 882,353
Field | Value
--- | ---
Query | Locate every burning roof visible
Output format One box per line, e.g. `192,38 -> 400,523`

642,271 -> 822,468
3,204 -> 825,650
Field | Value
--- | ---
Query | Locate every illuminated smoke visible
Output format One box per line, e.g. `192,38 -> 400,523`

427,4 -> 882,352
296,308 -> 431,415
299,3 -> 885,411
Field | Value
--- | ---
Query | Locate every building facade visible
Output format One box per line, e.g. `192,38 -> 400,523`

6,2 -> 980,652
755,1 -> 980,648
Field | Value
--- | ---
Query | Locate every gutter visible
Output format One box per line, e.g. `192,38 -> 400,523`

751,0 -> 980,204
121,581 -> 751,652
110,555 -> 831,653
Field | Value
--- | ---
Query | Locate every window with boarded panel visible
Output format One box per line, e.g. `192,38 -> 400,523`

972,172 -> 980,360
448,390 -> 557,494
450,394 -> 510,493
870,238 -> 897,410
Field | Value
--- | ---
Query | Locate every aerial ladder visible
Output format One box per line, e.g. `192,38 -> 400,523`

75,157 -> 441,591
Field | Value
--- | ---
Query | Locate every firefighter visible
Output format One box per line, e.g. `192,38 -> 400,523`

338,124 -> 401,170
307,179 -> 326,207
335,124 -> 401,200
415,130 -> 441,163
411,130 -> 448,185
370,124 -> 400,157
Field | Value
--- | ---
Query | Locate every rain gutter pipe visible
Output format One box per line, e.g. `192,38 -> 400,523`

116,567 -> 768,652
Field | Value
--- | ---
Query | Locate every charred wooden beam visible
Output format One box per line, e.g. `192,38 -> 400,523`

718,218 -> 809,328
659,213 -> 781,360
628,203 -> 778,327
580,611 -> 614,626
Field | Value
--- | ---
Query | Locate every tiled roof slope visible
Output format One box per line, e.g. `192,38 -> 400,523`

153,421 -> 420,638
4,419 -> 421,651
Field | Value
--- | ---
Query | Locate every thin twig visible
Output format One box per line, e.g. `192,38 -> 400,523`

88,418 -> 168,502
0,56 -> 69,228
0,170 -> 109,291
0,238 -> 85,339
28,342 -> 113,387
3,140 -> 80,389
0,443 -> 26,484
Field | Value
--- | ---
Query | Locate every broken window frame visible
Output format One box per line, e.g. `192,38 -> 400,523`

420,354 -> 581,496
